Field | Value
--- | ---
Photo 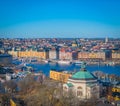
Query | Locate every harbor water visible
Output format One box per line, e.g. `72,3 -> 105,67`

25,63 -> 120,77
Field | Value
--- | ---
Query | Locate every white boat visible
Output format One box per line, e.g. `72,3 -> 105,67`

30,59 -> 37,62
57,60 -> 71,65
108,62 -> 115,66
43,60 -> 48,63
48,60 -> 57,64
74,61 -> 83,65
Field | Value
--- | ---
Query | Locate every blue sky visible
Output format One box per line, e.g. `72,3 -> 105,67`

0,0 -> 120,38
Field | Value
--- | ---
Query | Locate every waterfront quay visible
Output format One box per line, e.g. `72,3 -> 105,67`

0,38 -> 120,65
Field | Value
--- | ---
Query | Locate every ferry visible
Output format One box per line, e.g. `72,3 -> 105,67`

57,60 -> 71,65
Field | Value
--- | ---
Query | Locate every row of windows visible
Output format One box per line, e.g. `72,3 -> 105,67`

64,87 -> 83,96
64,86 -> 83,90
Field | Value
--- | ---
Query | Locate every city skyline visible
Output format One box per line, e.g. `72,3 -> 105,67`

0,0 -> 120,38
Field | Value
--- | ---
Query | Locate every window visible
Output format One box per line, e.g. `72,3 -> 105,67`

77,86 -> 82,89
77,91 -> 83,96
64,86 -> 67,90
92,87 -> 97,91
77,86 -> 83,96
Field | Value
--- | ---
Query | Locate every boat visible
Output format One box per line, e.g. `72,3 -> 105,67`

42,60 -> 48,63
74,61 -> 83,65
30,59 -> 37,62
108,62 -> 115,66
57,60 -> 71,65
48,60 -> 57,64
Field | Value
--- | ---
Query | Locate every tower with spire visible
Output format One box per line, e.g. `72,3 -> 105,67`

105,37 -> 108,43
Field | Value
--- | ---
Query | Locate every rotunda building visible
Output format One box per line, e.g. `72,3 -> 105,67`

63,63 -> 100,99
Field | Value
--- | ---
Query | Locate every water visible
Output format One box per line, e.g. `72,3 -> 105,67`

26,63 -> 120,77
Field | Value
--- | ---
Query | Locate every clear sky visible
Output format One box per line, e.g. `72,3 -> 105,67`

0,0 -> 120,38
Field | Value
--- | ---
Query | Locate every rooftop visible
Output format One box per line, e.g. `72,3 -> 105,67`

71,62 -> 96,80
71,71 -> 96,80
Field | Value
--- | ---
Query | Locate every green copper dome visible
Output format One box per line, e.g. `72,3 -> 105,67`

71,71 -> 96,80
71,62 -> 96,80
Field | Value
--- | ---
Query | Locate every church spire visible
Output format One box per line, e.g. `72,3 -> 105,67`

80,62 -> 87,71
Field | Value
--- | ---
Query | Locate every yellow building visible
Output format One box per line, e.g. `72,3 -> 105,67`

78,52 -> 88,59
72,43 -> 77,47
96,52 -> 105,60
78,52 -> 105,60
8,50 -> 18,57
50,70 -> 71,83
112,52 -> 120,60
89,52 -> 97,58
18,50 -> 46,59
108,86 -> 120,101
112,87 -> 120,92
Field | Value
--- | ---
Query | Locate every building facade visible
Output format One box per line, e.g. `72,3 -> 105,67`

8,50 -> 18,57
0,54 -> 12,65
18,50 -> 46,59
59,48 -> 72,60
112,52 -> 120,60
108,86 -> 120,101
78,52 -> 105,60
49,48 -> 57,59
50,70 -> 71,83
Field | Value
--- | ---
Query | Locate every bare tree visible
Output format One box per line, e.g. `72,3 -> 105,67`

3,80 -> 17,93
17,74 -> 36,94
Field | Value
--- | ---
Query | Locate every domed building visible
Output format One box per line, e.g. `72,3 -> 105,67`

63,63 -> 100,99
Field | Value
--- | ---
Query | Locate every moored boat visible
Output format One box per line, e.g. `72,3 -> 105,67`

74,60 -> 83,65
57,60 -> 71,65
